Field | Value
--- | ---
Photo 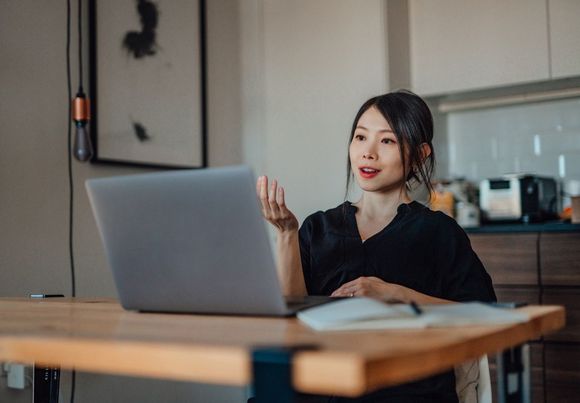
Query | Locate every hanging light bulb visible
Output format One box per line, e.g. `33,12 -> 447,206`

72,88 -> 93,162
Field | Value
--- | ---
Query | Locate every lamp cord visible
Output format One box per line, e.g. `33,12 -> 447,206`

78,0 -> 83,90
66,0 -> 77,300
66,0 -> 77,402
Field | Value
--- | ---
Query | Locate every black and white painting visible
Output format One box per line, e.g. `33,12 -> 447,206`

89,0 -> 206,168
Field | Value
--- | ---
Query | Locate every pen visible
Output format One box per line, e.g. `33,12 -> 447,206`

409,301 -> 423,315
488,301 -> 528,309
30,294 -> 65,298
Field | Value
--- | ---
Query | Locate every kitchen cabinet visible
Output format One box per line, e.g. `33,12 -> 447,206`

540,233 -> 580,285
549,0 -> 580,79
409,0 -> 550,95
494,286 -> 541,306
545,344 -> 580,403
469,233 -> 538,285
468,227 -> 580,403
543,288 -> 580,343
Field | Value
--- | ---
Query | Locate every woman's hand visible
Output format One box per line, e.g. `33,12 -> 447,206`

331,276 -> 403,301
331,276 -> 453,305
257,176 -> 306,296
256,176 -> 299,234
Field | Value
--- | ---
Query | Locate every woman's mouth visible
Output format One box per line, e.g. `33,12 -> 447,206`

358,167 -> 381,179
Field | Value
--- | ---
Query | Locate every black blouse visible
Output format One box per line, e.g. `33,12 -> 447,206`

297,201 -> 496,403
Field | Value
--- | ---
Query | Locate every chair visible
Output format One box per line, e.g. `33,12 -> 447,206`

455,355 -> 492,403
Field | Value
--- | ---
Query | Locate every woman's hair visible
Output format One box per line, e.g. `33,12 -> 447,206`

345,90 -> 435,199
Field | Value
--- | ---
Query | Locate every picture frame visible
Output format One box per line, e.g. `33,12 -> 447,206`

88,0 -> 207,169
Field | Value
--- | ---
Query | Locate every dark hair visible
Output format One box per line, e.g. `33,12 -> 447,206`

345,90 -> 435,199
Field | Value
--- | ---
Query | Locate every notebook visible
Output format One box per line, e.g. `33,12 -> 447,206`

86,165 -> 334,316
297,298 -> 529,331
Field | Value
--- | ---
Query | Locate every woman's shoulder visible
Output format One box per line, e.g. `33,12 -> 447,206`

409,200 -> 445,218
300,202 -> 351,232
409,201 -> 466,235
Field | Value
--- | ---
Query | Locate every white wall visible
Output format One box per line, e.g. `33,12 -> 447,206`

255,0 -> 389,222
0,0 -> 243,299
0,0 -> 390,401
1,0 -> 244,401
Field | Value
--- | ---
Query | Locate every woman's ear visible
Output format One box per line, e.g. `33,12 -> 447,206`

420,143 -> 432,162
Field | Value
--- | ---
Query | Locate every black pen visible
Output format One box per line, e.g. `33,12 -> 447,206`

409,301 -> 423,315
488,301 -> 528,309
30,294 -> 65,298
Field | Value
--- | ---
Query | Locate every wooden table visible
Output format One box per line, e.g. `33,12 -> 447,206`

0,298 -> 565,402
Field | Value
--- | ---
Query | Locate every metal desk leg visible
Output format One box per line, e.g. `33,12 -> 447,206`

33,365 -> 60,403
496,344 -> 531,403
251,346 -> 318,403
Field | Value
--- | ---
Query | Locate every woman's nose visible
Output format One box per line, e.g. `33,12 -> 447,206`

362,148 -> 377,159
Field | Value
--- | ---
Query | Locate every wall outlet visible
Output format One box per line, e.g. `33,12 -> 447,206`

6,363 -> 26,389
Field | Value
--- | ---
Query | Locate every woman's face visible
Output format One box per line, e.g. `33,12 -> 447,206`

349,106 -> 407,194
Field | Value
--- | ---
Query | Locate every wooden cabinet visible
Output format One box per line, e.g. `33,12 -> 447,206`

494,286 -> 541,305
545,344 -> 580,402
469,233 -> 538,285
540,233 -> 580,285
543,288 -> 580,342
548,0 -> 580,79
495,287 -> 542,342
408,0 -> 550,95
467,229 -> 580,403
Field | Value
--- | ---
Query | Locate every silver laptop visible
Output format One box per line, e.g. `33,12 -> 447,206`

86,165 -> 333,316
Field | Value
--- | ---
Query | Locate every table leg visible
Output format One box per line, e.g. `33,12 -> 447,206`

496,343 -> 531,403
251,345 -> 318,403
33,365 -> 60,403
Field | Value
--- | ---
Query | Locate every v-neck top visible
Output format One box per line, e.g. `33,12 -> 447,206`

297,201 -> 496,402
298,201 -> 495,302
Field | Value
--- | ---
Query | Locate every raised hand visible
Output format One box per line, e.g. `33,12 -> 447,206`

256,176 -> 299,233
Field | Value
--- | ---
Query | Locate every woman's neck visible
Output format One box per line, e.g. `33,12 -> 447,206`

353,190 -> 412,221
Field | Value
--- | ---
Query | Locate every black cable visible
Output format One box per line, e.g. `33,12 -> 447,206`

67,1 -> 77,402
66,0 -> 76,300
78,0 -> 83,90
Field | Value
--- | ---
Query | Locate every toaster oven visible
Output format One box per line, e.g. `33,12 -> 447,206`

479,175 -> 558,222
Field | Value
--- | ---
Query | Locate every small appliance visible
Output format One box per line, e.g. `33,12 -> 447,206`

479,174 -> 558,222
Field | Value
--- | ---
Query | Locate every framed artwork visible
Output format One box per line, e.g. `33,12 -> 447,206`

89,0 -> 207,168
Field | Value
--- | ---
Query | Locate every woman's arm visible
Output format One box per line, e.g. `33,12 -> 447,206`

394,283 -> 452,304
331,276 -> 452,304
257,176 -> 307,296
276,231 -> 307,296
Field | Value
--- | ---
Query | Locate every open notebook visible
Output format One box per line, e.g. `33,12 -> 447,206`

297,298 -> 529,331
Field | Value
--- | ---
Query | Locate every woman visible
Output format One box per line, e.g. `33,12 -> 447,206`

257,90 -> 495,402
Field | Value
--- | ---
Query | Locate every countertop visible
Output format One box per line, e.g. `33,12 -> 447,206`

464,221 -> 580,234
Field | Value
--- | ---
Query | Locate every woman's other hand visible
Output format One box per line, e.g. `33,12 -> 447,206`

256,176 -> 299,233
331,276 -> 402,300
331,276 -> 452,305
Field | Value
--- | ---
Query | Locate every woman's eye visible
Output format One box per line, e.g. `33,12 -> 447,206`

381,138 -> 395,144
355,134 -> 365,141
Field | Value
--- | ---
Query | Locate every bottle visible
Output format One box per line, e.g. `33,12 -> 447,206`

456,202 -> 480,228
